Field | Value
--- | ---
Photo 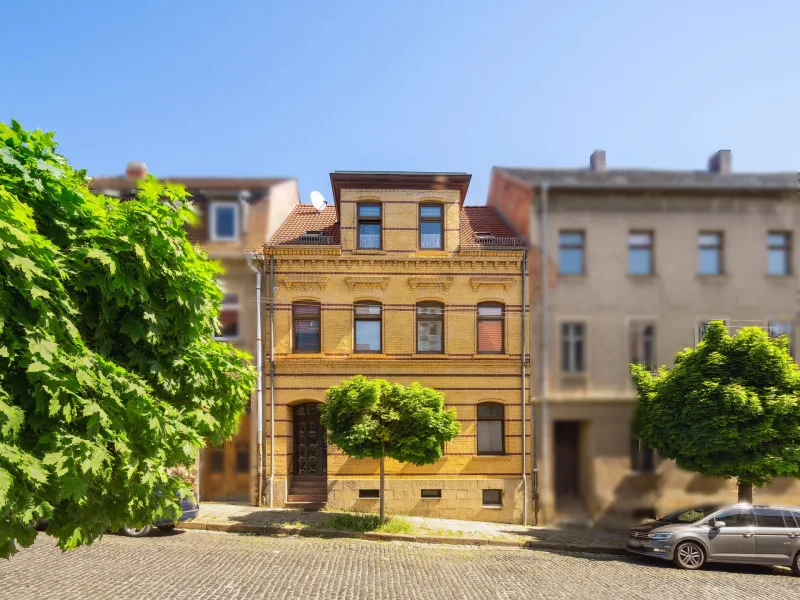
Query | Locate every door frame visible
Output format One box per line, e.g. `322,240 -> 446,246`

292,402 -> 327,477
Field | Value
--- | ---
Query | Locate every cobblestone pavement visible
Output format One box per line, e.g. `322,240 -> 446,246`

195,502 -> 625,549
2,530 -> 797,600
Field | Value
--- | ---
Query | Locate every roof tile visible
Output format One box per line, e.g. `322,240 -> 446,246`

269,205 -> 339,246
460,206 -> 523,248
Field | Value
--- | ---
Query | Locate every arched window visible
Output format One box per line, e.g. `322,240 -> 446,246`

354,302 -> 382,353
477,402 -> 504,455
416,302 -> 444,353
293,302 -> 321,353
477,302 -> 504,354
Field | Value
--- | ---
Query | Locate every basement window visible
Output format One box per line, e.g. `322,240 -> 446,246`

359,489 -> 380,499
482,489 -> 502,507
421,489 -> 442,499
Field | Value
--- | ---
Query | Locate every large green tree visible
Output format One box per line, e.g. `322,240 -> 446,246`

631,320 -> 800,503
0,121 -> 256,557
320,375 -> 460,523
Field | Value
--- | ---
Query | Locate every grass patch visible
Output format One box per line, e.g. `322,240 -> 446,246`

281,520 -> 312,529
324,513 -> 413,534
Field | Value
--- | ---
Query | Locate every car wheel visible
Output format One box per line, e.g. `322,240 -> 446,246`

674,541 -> 705,570
120,525 -> 152,537
792,551 -> 800,577
156,524 -> 176,532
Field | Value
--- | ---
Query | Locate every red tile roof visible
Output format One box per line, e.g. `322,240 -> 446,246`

269,205 -> 340,245
269,204 -> 522,249
460,206 -> 524,247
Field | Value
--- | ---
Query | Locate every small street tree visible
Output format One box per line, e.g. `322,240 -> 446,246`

320,375 -> 460,523
631,320 -> 800,503
0,121 -> 256,557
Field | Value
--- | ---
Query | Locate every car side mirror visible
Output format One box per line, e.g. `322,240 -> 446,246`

712,520 -> 726,529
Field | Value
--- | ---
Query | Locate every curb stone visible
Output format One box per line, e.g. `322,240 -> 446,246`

181,520 -> 625,556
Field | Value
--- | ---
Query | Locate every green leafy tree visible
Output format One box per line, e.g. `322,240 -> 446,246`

631,320 -> 800,503
320,375 -> 460,523
0,121 -> 256,557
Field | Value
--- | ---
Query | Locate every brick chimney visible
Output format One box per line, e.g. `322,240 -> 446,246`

589,149 -> 607,172
125,161 -> 147,179
708,150 -> 732,174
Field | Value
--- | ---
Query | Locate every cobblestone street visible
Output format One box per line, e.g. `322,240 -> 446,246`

2,530 -> 797,600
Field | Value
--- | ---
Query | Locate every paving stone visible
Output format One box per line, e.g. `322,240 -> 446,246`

2,530 -> 796,599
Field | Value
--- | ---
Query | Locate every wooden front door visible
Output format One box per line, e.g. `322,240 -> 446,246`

554,421 -> 580,498
293,403 -> 326,476
202,412 -> 251,502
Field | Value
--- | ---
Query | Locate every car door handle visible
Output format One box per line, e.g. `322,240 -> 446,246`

789,533 -> 799,538
743,532 -> 754,538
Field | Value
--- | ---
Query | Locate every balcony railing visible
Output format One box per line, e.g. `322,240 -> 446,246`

296,234 -> 335,244
472,234 -> 525,247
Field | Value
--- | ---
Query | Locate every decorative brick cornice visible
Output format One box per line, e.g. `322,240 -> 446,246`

277,274 -> 328,291
344,276 -> 391,291
469,276 -> 515,292
408,276 -> 454,291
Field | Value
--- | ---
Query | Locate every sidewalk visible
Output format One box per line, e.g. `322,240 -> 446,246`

181,503 -> 627,555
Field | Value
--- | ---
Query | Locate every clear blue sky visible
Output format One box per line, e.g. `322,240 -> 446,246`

3,1 -> 798,205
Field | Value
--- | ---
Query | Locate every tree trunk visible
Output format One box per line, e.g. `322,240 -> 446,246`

737,481 -> 753,503
379,445 -> 385,524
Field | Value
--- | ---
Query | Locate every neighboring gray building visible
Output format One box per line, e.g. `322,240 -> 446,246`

489,150 -> 800,525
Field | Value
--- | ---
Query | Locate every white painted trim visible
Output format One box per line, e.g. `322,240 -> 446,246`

209,201 -> 240,242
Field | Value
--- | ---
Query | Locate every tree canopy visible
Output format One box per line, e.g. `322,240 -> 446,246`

320,375 -> 460,521
0,121 -> 256,557
631,320 -> 800,500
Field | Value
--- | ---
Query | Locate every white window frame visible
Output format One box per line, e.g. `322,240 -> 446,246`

215,291 -> 241,341
561,321 -> 586,373
209,201 -> 239,242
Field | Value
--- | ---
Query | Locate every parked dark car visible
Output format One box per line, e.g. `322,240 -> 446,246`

627,503 -> 800,575
119,495 -> 200,537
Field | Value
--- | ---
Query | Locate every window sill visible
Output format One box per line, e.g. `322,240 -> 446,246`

560,372 -> 587,380
558,273 -> 586,279
696,274 -> 728,282
209,236 -> 241,243
481,505 -> 504,510
627,273 -> 656,279
418,249 -> 447,255
352,249 -> 386,255
765,273 -> 796,280
420,497 -> 442,501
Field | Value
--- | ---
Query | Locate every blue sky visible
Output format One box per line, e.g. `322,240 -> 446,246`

3,1 -> 798,205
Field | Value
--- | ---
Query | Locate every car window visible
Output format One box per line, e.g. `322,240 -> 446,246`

659,506 -> 719,523
782,511 -> 798,527
754,508 -> 787,528
715,509 -> 753,526
790,511 -> 800,528
675,509 -> 711,522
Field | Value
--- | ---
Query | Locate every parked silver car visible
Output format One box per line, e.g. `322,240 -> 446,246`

627,503 -> 800,575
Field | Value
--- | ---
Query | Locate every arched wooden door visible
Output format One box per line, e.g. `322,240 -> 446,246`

293,403 -> 327,476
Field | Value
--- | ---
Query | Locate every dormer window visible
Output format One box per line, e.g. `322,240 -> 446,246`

357,203 -> 382,249
474,232 -> 492,243
419,203 -> 443,249
210,201 -> 239,241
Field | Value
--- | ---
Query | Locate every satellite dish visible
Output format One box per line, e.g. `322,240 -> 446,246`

310,191 -> 327,212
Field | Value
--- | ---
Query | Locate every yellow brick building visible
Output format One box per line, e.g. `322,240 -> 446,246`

262,172 -> 530,522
